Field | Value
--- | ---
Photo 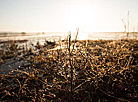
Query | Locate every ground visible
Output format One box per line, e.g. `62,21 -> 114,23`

0,39 -> 138,101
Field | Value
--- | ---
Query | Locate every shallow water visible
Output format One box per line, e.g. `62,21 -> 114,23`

0,32 -> 138,45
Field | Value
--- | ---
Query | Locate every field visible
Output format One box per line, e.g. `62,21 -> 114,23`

0,37 -> 138,101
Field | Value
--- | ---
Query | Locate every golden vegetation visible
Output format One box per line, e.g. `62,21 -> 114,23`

0,35 -> 138,101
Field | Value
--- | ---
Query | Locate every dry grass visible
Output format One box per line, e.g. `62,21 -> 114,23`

0,36 -> 138,101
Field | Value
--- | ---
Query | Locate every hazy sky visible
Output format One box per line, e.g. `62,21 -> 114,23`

0,0 -> 138,32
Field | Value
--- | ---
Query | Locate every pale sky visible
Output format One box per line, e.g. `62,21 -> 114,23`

0,0 -> 138,32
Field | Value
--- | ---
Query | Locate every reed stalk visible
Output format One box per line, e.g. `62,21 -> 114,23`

127,11 -> 130,38
68,31 -> 73,101
67,29 -> 79,101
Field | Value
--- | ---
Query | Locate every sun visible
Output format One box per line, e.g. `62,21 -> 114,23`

65,4 -> 97,33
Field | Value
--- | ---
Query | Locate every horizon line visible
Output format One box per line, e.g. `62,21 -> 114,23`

0,31 -> 138,34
